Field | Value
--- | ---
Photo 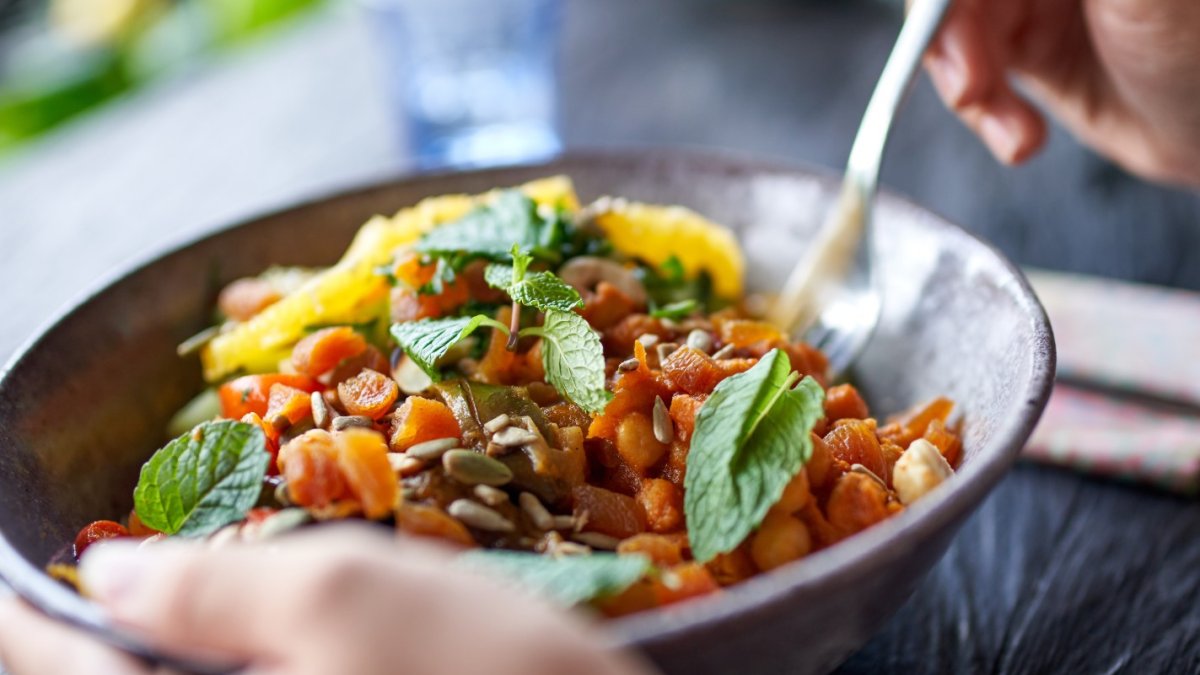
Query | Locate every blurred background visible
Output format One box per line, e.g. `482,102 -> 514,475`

3,0 -> 1199,337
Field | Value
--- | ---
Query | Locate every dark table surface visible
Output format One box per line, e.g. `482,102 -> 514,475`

2,1 -> 1199,672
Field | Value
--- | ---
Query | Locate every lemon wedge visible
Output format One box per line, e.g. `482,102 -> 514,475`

592,200 -> 744,300
201,176 -> 578,381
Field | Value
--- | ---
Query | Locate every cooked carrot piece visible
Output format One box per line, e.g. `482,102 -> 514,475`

334,428 -> 398,520
218,277 -> 281,322
588,345 -> 671,442
278,430 -> 347,508
266,383 -> 313,425
389,397 -> 461,451
654,563 -> 720,606
396,502 -> 475,547
127,510 -> 161,538
573,484 -> 647,539
291,327 -> 368,377
328,345 -> 391,386
338,369 -> 399,420
923,418 -> 962,467
389,252 -> 470,323
824,419 -> 887,483
595,578 -> 660,617
825,472 -> 891,536
581,281 -> 639,331
661,347 -> 752,395
637,478 -> 684,533
879,397 -> 955,448
824,383 -> 869,422
705,547 -> 757,586
718,319 -> 784,349
617,533 -> 685,567
601,314 -> 669,356
667,394 -> 704,442
218,374 -> 320,419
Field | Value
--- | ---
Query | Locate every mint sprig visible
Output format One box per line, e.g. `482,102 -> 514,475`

649,299 -> 698,320
485,246 -> 583,313
684,349 -> 826,562
390,315 -> 509,378
415,191 -> 557,262
524,310 -> 612,413
133,420 -> 270,537
457,550 -> 652,605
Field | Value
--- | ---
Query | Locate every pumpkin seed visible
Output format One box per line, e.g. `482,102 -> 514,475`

572,531 -> 620,550
492,426 -> 539,448
447,499 -> 515,533
311,392 -> 330,429
652,395 -> 674,444
617,358 -> 640,372
443,450 -> 514,486
519,492 -> 554,530
332,415 -> 373,431
407,437 -> 458,461
686,329 -> 713,353
473,484 -> 510,507
484,414 -> 512,434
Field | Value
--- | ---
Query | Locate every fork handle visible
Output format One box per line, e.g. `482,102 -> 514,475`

847,0 -> 955,191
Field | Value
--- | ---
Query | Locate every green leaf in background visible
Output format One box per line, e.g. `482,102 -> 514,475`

523,310 -> 612,414
649,299 -> 699,320
416,191 -> 551,262
133,420 -> 269,537
456,550 -> 653,605
391,315 -> 508,378
684,349 -> 825,562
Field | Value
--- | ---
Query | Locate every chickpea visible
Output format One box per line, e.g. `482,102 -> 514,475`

772,469 -> 811,515
616,412 -> 669,471
751,511 -> 812,571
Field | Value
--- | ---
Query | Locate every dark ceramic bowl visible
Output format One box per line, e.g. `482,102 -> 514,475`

0,150 -> 1054,674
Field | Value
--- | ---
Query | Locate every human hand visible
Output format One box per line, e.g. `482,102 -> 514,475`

922,0 -> 1200,187
0,525 -> 653,675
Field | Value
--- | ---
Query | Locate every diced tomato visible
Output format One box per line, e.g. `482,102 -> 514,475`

219,374 -> 321,419
74,520 -> 130,559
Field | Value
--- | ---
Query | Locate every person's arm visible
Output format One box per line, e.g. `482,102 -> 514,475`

0,526 -> 654,675
922,0 -> 1200,188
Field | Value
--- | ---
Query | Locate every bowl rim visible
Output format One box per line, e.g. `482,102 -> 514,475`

0,147 -> 1056,661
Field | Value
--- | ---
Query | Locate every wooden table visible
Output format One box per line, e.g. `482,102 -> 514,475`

2,1 -> 1198,672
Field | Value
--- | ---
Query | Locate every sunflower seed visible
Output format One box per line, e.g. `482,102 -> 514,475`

176,325 -> 222,357
389,453 -> 426,477
269,413 -> 292,433
850,463 -> 888,489
310,392 -> 330,429
617,358 -> 640,372
636,333 -> 660,348
519,492 -> 555,530
448,499 -> 515,532
279,418 -> 315,445
254,509 -> 311,540
652,395 -> 674,444
552,515 -> 578,531
407,437 -> 458,460
656,342 -> 680,364
492,426 -> 539,448
686,329 -> 713,354
553,541 -> 592,557
274,481 -> 292,507
332,415 -> 373,431
484,414 -> 512,434
572,532 -> 620,550
711,344 -> 735,360
473,484 -> 510,506
443,450 -> 514,486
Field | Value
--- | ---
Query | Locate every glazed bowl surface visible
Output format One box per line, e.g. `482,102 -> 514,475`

0,150 -> 1054,675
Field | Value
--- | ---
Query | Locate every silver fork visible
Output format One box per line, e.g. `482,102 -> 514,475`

769,0 -> 954,381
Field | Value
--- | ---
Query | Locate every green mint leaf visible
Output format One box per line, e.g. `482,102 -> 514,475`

486,265 -> 584,313
649,299 -> 699,320
415,191 -> 549,261
390,315 -> 508,378
510,245 -> 532,282
661,255 -> 685,282
684,349 -> 826,562
133,420 -> 270,537
456,550 -> 652,605
524,310 -> 612,414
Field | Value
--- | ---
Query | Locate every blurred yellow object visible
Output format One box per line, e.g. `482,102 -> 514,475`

593,200 -> 744,299
201,176 -> 579,381
50,0 -> 162,47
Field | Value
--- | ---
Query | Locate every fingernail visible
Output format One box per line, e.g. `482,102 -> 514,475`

79,541 -> 147,608
928,53 -> 965,103
979,113 -> 1020,163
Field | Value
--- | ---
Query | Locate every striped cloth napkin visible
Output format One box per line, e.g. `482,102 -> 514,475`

1023,270 -> 1200,494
